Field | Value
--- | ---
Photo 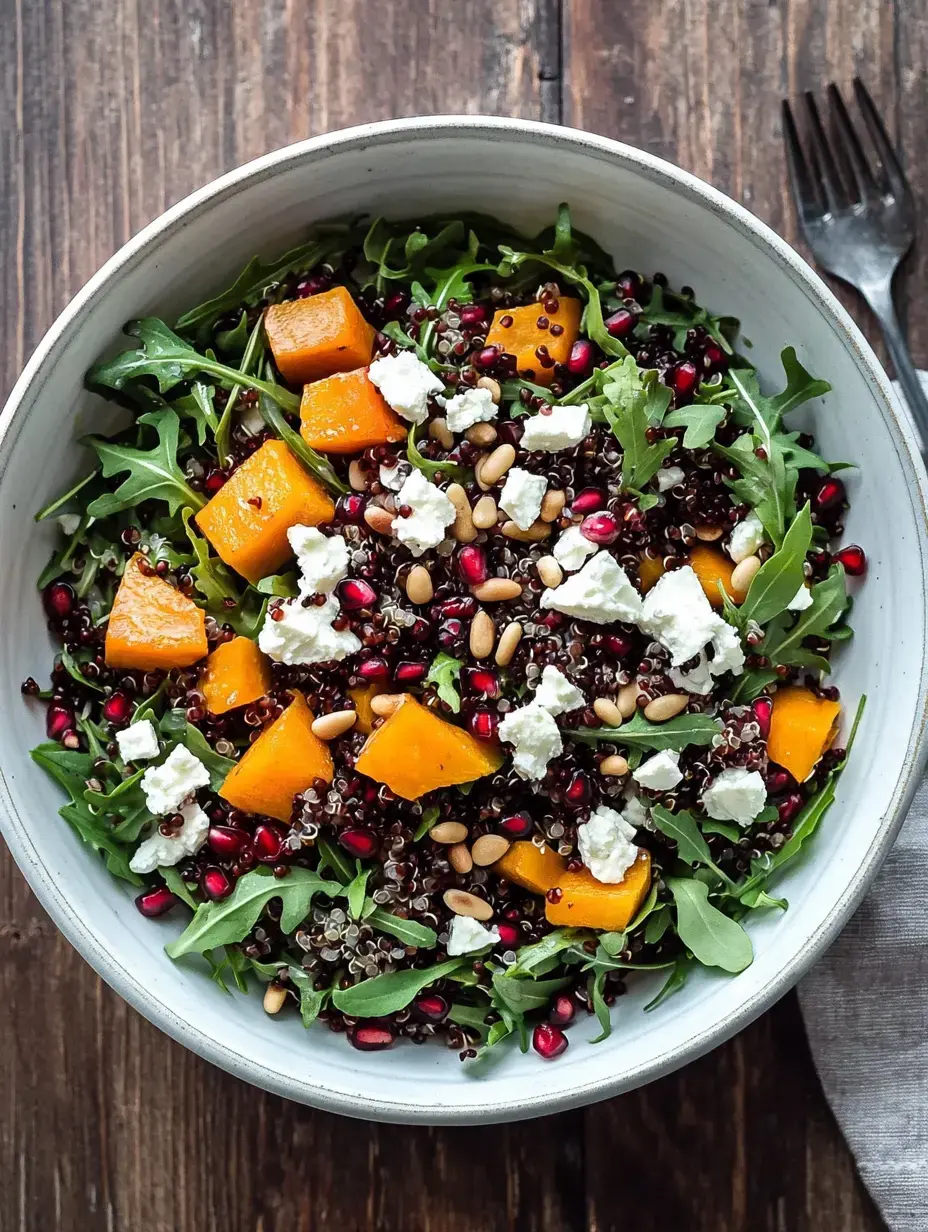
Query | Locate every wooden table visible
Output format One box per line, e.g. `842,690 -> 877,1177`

3,2 -> 920,1228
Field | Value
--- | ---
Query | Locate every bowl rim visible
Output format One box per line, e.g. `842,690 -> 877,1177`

2,113 -> 927,1123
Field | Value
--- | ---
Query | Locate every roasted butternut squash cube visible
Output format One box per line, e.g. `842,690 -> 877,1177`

767,686 -> 841,784
493,841 -> 566,895
220,692 -> 334,821
200,636 -> 272,715
637,553 -> 666,594
348,683 -> 387,735
105,553 -> 207,671
300,368 -> 407,455
545,852 -> 652,932
195,439 -> 335,583
485,296 -> 582,386
265,286 -> 376,385
688,544 -> 741,608
354,695 -> 504,800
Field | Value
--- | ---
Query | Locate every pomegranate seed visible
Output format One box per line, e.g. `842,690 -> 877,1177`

409,617 -> 431,641
565,772 -> 592,808
496,922 -> 520,947
777,793 -> 805,825
253,824 -> 284,862
202,867 -> 232,900
350,1025 -> 394,1051
549,993 -> 576,1026
764,767 -> 795,795
459,304 -> 487,327
395,661 -> 427,684
296,273 -> 329,297
469,709 -> 499,741
43,581 -> 75,619
102,691 -> 134,726
616,269 -> 641,300
134,885 -> 178,917
603,634 -> 633,658
46,703 -> 75,741
570,487 -> 605,515
414,994 -> 449,1022
339,828 -> 379,859
475,345 -> 501,369
464,668 -> 500,698
835,544 -> 867,576
604,308 -> 636,338
668,360 -> 699,401
813,477 -> 846,513
204,469 -> 226,495
437,618 -> 464,650
436,596 -> 477,619
703,341 -> 727,369
580,512 -> 619,545
337,579 -> 378,610
752,696 -> 773,740
208,825 -> 247,858
357,657 -> 390,681
533,1022 -> 569,1059
383,289 -> 410,316
336,494 -> 365,524
500,812 -> 533,840
567,338 -> 596,378
457,545 -> 488,586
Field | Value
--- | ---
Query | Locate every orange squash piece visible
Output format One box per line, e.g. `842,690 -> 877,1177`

545,852 -> 653,932
767,686 -> 841,784
355,695 -> 504,801
493,841 -> 566,895
348,683 -> 386,735
688,544 -> 743,608
105,553 -> 207,671
485,297 -> 582,386
265,286 -> 376,385
638,553 -> 666,594
220,692 -> 333,821
195,439 -> 335,583
300,368 -> 407,454
200,637 -> 272,715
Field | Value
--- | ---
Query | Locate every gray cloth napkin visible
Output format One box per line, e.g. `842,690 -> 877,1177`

798,374 -> 928,1232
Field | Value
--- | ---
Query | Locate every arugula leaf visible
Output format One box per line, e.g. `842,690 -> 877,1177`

258,386 -> 348,495
364,906 -> 437,949
412,805 -> 442,843
566,710 -> 722,753
286,965 -> 332,1028
739,502 -> 812,625
663,401 -> 727,449
590,970 -> 612,1043
330,958 -> 467,1017
759,564 -> 848,664
666,877 -> 753,973
425,652 -> 464,713
161,865 -> 199,910
650,806 -> 713,868
177,721 -> 236,790
406,425 -> 469,485
215,318 -> 266,466
35,468 -> 100,522
315,835 -> 356,884
215,311 -> 250,358
725,347 -> 831,434
644,907 -> 672,945
172,381 -> 219,447
644,957 -> 691,1010
58,645 -> 104,694
345,864 -> 370,919
507,928 -> 589,977
84,410 -> 204,518
448,1002 -> 492,1041
715,431 -> 793,547
490,972 -> 572,1017
598,357 -> 675,491
638,283 -> 738,354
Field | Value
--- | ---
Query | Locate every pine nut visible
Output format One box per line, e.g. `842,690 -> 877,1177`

430,821 -> 469,844
263,982 -> 288,1014
593,697 -> 624,727
349,459 -> 369,491
480,443 -> 516,486
370,692 -> 406,718
448,843 -> 473,874
540,489 -> 567,523
469,609 -> 495,659
644,693 -> 690,722
495,621 -> 523,666
311,709 -> 357,740
476,376 -> 501,403
731,554 -> 761,595
472,494 -> 498,529
471,834 -> 511,866
405,564 -> 434,605
472,578 -> 522,602
465,422 -> 498,446
429,417 -> 454,449
616,681 -> 640,717
501,519 -> 551,543
364,505 -> 394,536
695,524 -> 724,542
446,483 -> 478,544
536,555 -> 563,588
475,454 -> 492,491
599,754 -> 630,777
443,888 -> 494,921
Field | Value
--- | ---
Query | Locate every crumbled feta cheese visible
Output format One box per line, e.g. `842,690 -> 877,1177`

499,702 -> 562,781
57,512 -> 82,536
534,665 -> 585,716
578,804 -> 640,884
379,461 -> 409,491
367,351 -> 444,425
668,653 -> 715,696
258,595 -> 361,665
447,915 -> 502,956
621,789 -> 652,830
639,566 -> 717,666
671,619 -> 746,694
520,403 -> 592,453
702,767 -> 767,826
444,386 -> 498,433
391,470 -> 457,557
541,552 -> 643,624
655,466 -> 685,493
633,749 -> 683,791
552,525 -> 599,572
116,719 -> 160,763
728,511 -> 766,563
788,584 -> 813,611
141,744 -> 211,816
288,525 -> 349,595
129,802 -> 209,874
498,467 -> 548,531
239,403 -> 266,436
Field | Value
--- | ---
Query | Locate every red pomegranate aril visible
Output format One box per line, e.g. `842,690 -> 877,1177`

475,345 -> 501,369
500,811 -> 534,840
383,289 -> 410,316
395,661 -> 428,684
437,618 -> 464,650
409,617 -> 431,642
604,308 -> 636,338
813,477 -> 846,513
468,709 -> 499,741
549,993 -> 576,1026
102,690 -> 134,725
616,269 -> 642,300
350,1025 -> 394,1051
533,1022 -> 569,1059
357,657 -> 390,681
46,703 -> 75,741
297,273 -> 329,297
565,771 -> 592,807
338,578 -> 378,610
567,338 -> 596,378
496,922 -> 520,948
253,824 -> 284,862
43,581 -> 75,620
751,696 -> 773,740
202,867 -> 232,900
668,360 -> 699,400
459,303 -> 487,327
465,668 -> 500,698
457,545 -> 488,586
580,512 -> 619,545
208,825 -> 247,858
777,792 -> 805,825
414,994 -> 449,1022
835,544 -> 867,576
436,595 -> 478,619
570,487 -> 605,515
134,885 -> 178,917
336,493 -> 366,524
703,341 -> 727,369
204,469 -> 226,495
765,766 -> 795,796
339,827 -> 379,859
603,633 -> 633,658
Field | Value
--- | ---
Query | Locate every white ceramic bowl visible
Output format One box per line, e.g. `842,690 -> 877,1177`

2,117 -> 926,1124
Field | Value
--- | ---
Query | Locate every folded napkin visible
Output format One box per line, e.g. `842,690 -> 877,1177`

798,373 -> 928,1232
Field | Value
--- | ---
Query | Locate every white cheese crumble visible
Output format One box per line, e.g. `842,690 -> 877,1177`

533,665 -> 585,716
498,467 -> 548,531
633,749 -> 683,791
498,702 -> 562,781
288,525 -> 349,596
258,594 -> 361,666
379,461 -> 409,491
552,525 -> 599,573
239,403 -> 266,436
520,403 -> 592,453
788,584 -> 813,611
541,552 -> 643,624
577,804 -> 640,884
621,788 -> 652,830
116,719 -> 160,763
728,511 -> 766,563
367,351 -> 444,425
655,466 -> 685,493
444,386 -> 498,433
447,915 -> 502,956
391,469 -> 457,557
669,621 -> 746,694
702,767 -> 767,826
141,744 -> 211,816
57,512 -> 82,536
129,802 -> 209,874
639,565 -> 744,675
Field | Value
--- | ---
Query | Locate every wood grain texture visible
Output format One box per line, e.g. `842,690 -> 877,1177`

0,0 -> 914,1228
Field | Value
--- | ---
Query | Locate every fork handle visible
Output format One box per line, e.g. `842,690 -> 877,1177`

861,276 -> 928,453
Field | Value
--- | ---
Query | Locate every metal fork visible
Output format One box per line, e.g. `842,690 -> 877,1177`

782,78 -> 928,446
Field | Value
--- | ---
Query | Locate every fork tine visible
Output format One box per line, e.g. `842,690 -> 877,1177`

782,100 -> 823,227
826,82 -> 877,204
803,91 -> 847,213
852,77 -> 908,200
